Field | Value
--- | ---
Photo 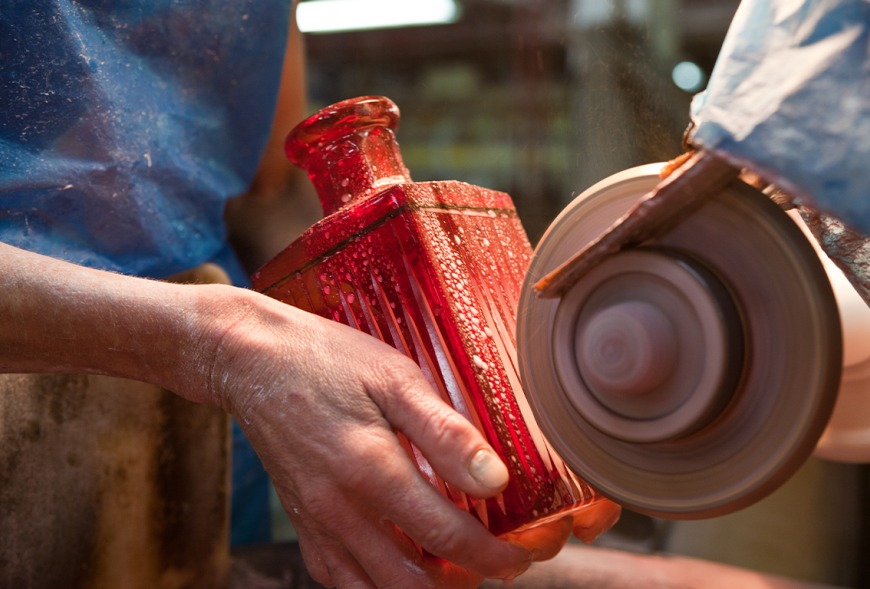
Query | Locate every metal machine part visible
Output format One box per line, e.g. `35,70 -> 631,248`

517,164 -> 843,519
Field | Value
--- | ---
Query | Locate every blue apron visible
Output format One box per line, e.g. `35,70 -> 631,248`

0,0 -> 293,545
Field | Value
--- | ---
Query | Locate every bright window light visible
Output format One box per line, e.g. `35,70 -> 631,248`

297,0 -> 461,34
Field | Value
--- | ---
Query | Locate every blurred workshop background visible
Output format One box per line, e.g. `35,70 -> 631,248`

298,0 -> 734,243
270,1 -> 869,587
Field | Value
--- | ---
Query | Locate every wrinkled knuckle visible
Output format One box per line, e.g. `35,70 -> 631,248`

296,489 -> 336,525
298,545 -> 335,587
293,480 -> 346,528
422,409 -> 473,450
374,358 -> 477,451
372,350 -> 417,379
341,436 -> 401,491
341,456 -> 373,492
372,355 -> 428,401
417,521 -> 472,559
303,563 -> 335,588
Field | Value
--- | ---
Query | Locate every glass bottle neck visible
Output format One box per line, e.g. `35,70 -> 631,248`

284,96 -> 412,217
304,126 -> 411,216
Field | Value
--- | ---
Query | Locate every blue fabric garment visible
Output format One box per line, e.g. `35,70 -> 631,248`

690,0 -> 870,235
0,0 -> 291,279
1,0 -> 293,545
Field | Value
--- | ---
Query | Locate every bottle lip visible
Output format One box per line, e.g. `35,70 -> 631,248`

285,96 -> 400,167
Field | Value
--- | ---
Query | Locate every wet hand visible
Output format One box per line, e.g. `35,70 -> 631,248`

206,290 -> 536,588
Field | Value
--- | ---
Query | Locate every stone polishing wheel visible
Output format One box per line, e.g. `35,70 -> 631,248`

517,164 -> 843,519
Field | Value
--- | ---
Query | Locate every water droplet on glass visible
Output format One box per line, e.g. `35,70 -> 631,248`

255,96 -> 598,538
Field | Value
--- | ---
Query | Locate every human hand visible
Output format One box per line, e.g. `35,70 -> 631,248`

0,244 -> 620,587
204,288 -> 538,588
0,236 -> 617,587
480,543 -> 846,589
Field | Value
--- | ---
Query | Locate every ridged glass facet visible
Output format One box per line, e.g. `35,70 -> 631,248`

253,97 -> 600,535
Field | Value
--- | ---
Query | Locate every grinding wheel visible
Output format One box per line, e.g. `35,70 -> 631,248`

517,164 -> 843,519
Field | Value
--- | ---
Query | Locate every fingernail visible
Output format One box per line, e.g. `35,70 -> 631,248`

469,448 -> 509,490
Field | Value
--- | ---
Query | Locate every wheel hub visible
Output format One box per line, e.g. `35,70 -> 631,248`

517,164 -> 842,518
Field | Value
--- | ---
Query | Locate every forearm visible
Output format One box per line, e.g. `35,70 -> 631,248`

0,241 -> 240,405
0,243 -> 607,585
483,544 -> 846,589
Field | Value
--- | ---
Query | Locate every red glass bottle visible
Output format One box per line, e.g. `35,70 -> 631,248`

252,96 -> 599,535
